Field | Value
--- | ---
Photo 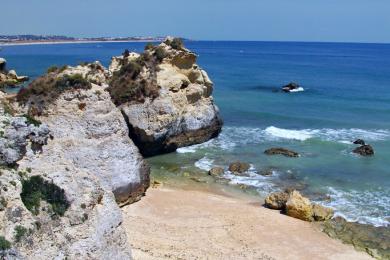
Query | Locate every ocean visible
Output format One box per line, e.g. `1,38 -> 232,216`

2,41 -> 390,227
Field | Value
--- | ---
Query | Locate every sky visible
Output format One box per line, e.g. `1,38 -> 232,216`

1,0 -> 390,43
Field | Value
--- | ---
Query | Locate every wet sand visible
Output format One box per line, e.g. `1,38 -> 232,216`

122,186 -> 372,260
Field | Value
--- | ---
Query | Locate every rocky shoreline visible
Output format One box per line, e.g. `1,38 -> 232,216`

0,38 -> 385,259
0,38 -> 222,258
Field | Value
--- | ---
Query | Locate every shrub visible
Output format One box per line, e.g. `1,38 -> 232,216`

116,61 -> 142,80
144,43 -> 154,51
47,66 -> 58,73
1,101 -> 15,116
170,38 -> 184,50
0,236 -> 11,250
23,114 -> 41,126
16,73 -> 91,104
21,175 -> 70,216
154,47 -> 167,62
14,226 -> 28,243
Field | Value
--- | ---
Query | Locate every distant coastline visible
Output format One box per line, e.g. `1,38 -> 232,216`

0,39 -> 161,47
0,35 -> 171,47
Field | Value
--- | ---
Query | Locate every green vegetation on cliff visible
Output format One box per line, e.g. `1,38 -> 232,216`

17,73 -> 91,104
21,175 -> 70,216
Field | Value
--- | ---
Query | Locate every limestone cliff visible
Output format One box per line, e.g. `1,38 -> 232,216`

108,38 -> 223,156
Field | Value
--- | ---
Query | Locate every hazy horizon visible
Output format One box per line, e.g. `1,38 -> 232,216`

1,0 -> 390,43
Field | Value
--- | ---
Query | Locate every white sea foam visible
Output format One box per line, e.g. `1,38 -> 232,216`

194,157 -> 214,171
320,187 -> 390,227
176,146 -> 197,153
264,126 -> 390,142
264,126 -> 314,141
176,126 -> 390,155
288,87 -> 304,92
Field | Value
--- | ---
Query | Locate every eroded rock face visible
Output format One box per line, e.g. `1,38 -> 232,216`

114,40 -> 222,156
19,66 -> 150,205
0,163 -> 132,259
0,94 -> 50,166
0,87 -> 134,258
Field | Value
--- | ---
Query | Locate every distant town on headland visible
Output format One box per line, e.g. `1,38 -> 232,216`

0,35 -> 172,44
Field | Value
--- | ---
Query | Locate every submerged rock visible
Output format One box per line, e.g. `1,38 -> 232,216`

264,147 -> 300,157
208,167 -> 224,177
228,162 -> 250,176
110,38 -> 223,156
353,144 -> 374,156
323,217 -> 390,259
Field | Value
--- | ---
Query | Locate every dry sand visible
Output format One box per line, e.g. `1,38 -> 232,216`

122,186 -> 371,260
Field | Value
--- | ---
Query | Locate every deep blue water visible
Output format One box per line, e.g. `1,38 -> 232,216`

2,41 -> 390,226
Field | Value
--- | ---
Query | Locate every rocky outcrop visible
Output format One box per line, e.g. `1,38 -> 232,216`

264,147 -> 299,157
0,89 -> 136,258
17,65 -> 150,205
264,190 -> 334,222
0,58 -> 29,88
353,144 -> 374,156
111,38 -> 222,156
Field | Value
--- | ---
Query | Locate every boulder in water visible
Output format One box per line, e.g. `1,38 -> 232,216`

228,161 -> 250,176
353,139 -> 366,145
282,82 -> 302,92
264,147 -> 299,157
353,144 -> 374,156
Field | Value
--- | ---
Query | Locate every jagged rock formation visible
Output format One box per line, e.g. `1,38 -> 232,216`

108,38 -> 223,156
0,58 -> 29,88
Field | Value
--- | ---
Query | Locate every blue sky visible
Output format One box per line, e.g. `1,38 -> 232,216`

1,0 -> 390,43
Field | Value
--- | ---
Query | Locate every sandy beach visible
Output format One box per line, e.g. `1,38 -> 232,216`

122,186 -> 371,260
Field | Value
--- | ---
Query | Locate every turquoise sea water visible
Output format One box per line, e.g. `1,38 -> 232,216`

2,41 -> 390,226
